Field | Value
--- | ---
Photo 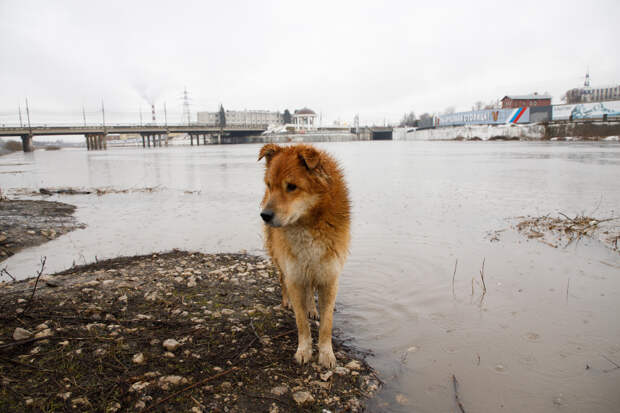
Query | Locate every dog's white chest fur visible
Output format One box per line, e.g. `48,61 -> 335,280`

279,226 -> 342,286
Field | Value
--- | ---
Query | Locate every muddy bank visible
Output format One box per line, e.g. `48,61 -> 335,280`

0,251 -> 379,412
0,199 -> 84,263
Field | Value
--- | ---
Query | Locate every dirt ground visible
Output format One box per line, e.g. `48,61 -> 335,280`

0,250 -> 379,412
0,199 -> 84,263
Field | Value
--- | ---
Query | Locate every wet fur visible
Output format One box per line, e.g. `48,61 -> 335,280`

259,144 -> 350,368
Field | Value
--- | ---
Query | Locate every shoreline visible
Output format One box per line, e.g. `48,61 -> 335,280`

0,250 -> 379,412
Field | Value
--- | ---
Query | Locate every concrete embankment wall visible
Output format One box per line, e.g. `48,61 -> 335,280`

395,122 -> 620,141
240,133 -> 369,144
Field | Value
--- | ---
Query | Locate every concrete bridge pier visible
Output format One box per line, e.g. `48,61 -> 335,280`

142,135 -> 146,148
85,134 -> 106,151
203,134 -> 207,144
21,134 -> 34,152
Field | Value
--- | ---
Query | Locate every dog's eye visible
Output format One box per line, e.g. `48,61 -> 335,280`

266,182 -> 271,189
286,183 -> 297,192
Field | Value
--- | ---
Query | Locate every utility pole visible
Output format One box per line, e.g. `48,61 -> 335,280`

82,105 -> 87,126
164,102 -> 168,127
139,106 -> 143,126
18,105 -> 23,127
25,98 -> 32,130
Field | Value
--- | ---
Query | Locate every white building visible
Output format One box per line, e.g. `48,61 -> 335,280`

293,108 -> 318,131
196,110 -> 282,126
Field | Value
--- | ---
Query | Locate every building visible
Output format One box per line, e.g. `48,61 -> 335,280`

564,71 -> 620,104
196,110 -> 282,126
293,108 -> 318,131
500,93 -> 551,109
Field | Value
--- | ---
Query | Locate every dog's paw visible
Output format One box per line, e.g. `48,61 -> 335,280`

307,308 -> 319,320
318,348 -> 337,368
294,345 -> 312,365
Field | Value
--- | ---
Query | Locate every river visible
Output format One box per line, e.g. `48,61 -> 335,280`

2,141 -> 620,412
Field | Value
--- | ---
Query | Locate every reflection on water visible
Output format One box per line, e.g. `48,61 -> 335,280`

2,141 -> 620,412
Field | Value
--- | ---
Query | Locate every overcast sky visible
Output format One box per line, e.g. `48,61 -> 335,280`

1,0 -> 619,126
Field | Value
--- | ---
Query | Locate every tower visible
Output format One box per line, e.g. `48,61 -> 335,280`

182,87 -> 191,126
584,69 -> 591,88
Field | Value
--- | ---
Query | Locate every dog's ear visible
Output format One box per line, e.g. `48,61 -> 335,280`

258,144 -> 281,164
298,146 -> 320,170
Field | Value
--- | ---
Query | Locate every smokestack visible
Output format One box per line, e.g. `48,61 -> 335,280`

151,104 -> 156,123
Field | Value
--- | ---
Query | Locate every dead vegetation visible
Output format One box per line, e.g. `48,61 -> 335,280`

515,213 -> 619,252
0,251 -> 379,412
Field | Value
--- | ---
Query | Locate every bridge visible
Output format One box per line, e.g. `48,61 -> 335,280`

0,124 -> 269,152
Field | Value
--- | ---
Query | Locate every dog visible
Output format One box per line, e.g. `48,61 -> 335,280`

258,143 -> 350,368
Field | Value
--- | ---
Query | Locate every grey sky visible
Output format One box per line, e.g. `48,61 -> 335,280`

1,0 -> 619,126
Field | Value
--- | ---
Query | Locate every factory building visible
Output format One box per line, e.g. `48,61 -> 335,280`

196,110 -> 283,126
500,93 -> 552,109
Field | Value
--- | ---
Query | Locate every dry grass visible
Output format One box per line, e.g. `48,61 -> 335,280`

515,213 -> 619,252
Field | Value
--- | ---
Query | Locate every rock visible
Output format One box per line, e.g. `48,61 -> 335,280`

347,397 -> 362,412
25,398 -> 34,406
106,402 -> 121,412
187,277 -> 197,288
34,328 -> 54,339
159,375 -> 188,390
132,353 -> 145,364
221,309 -> 235,315
334,366 -> 350,376
13,327 -> 32,341
163,338 -> 181,351
134,401 -> 146,409
292,391 -> 314,406
345,360 -> 362,370
320,371 -> 333,381
164,352 -> 175,358
58,391 -> 71,400
270,385 -> 288,396
129,381 -> 150,392
71,397 -> 91,407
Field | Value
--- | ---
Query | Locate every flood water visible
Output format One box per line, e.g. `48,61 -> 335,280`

2,141 -> 620,412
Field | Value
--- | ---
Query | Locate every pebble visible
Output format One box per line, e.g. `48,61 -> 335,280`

163,338 -> 181,351
58,392 -> 71,400
334,366 -> 350,376
34,328 -> 54,339
159,375 -> 188,390
271,385 -> 288,396
292,390 -> 315,405
71,397 -> 91,407
320,371 -> 333,381
345,360 -> 362,370
132,353 -> 145,364
129,381 -> 150,392
13,327 -> 32,341
221,309 -> 235,315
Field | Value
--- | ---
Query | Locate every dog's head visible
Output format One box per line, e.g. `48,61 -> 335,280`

258,144 -> 328,227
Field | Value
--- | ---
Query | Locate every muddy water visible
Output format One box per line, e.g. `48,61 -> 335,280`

2,141 -> 620,412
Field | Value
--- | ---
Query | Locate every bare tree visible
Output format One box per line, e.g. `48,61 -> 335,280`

399,111 -> 416,127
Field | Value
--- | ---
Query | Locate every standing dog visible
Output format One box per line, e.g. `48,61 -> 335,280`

259,143 -> 350,368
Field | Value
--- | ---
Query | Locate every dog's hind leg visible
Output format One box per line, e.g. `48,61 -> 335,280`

317,279 -> 338,368
286,280 -> 312,364
306,288 -> 319,320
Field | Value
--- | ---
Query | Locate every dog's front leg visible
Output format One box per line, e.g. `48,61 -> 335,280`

318,279 -> 338,368
286,280 -> 312,364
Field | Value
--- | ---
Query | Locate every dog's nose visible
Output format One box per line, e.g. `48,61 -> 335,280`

260,210 -> 274,223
